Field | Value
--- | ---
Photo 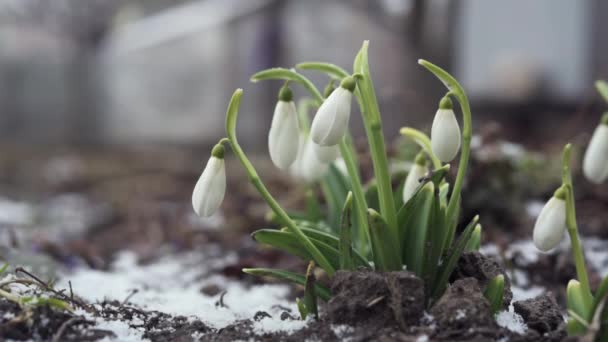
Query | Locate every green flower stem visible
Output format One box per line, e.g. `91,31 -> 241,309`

225,89 -> 335,276
353,41 -> 398,235
399,127 -> 443,169
561,144 -> 592,305
252,66 -> 370,250
418,60 -> 473,245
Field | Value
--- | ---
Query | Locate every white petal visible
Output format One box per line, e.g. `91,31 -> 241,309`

583,125 -> 608,184
313,143 -> 341,163
310,88 -> 352,146
533,197 -> 567,252
301,137 -> 328,183
402,164 -> 427,203
431,109 -> 461,162
192,156 -> 226,217
268,101 -> 300,169
289,134 -> 306,180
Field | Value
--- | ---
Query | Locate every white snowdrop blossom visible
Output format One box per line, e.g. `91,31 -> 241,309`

192,144 -> 226,217
402,153 -> 428,203
268,86 -> 300,170
310,77 -> 356,146
533,188 -> 567,252
431,97 -> 461,162
313,143 -> 341,163
301,136 -> 329,182
582,114 -> 608,184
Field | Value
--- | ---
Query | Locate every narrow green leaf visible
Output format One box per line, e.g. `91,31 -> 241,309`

484,274 -> 505,315
296,298 -> 308,320
567,279 -> 591,335
401,182 -> 434,276
0,264 -> 9,275
321,164 -> 351,231
339,192 -> 355,270
465,224 -> 482,252
304,188 -> 322,222
295,62 -> 350,80
242,268 -> 331,301
399,127 -> 442,169
590,275 -> 608,322
364,182 -> 380,212
303,262 -> 319,319
431,215 -> 479,300
295,227 -> 370,268
368,209 -> 402,271
429,164 -> 451,187
596,80 -> 608,103
422,189 -> 446,290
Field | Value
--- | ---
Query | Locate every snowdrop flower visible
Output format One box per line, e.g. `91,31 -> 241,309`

582,113 -> 608,184
192,144 -> 226,217
310,76 -> 356,146
402,153 -> 428,203
291,134 -> 328,183
431,96 -> 461,162
313,143 -> 340,163
268,85 -> 300,170
533,187 -> 567,252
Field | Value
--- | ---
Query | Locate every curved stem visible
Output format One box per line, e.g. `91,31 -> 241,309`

225,89 -> 335,276
418,60 -> 472,245
561,144 -> 592,304
353,41 -> 398,236
399,127 -> 442,169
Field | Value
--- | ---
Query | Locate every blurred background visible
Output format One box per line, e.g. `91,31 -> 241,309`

0,0 -> 606,147
0,0 -> 608,268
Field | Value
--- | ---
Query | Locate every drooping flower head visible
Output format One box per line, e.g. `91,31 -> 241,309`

533,186 -> 567,252
310,76 -> 356,146
268,85 -> 300,170
192,143 -> 226,217
582,113 -> 608,184
402,152 -> 428,203
431,96 -> 461,162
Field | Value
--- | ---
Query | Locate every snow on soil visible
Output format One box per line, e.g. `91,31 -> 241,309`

55,248 -> 309,340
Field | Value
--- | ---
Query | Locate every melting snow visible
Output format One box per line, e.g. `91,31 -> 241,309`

496,305 -> 527,335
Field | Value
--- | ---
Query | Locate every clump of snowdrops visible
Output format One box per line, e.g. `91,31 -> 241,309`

192,41 -> 504,319
532,80 -> 608,340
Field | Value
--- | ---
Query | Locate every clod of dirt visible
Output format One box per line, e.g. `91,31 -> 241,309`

513,292 -> 564,334
430,278 -> 496,331
452,251 -> 513,308
327,270 -> 425,329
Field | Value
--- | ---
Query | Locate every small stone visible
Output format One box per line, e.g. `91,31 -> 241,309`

513,293 -> 563,334
280,311 -> 295,321
253,311 -> 272,321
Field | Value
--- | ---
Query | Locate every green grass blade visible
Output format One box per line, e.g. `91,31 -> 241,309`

321,164 -> 351,232
243,268 -> 331,301
422,189 -> 446,290
303,262 -> 319,319
431,215 -> 479,301
365,182 -> 380,212
484,274 -> 505,315
465,224 -> 482,252
368,209 -> 402,271
401,182 -> 434,276
296,227 -> 370,269
339,192 -> 355,270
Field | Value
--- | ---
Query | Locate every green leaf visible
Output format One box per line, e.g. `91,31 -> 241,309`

590,275 -> 608,322
399,127 -> 442,169
242,268 -> 331,301
250,68 -> 323,103
465,224 -> 481,252
401,182 -> 434,276
431,215 -> 479,300
422,189 -> 446,289
303,262 -> 319,319
253,229 -> 340,272
321,164 -> 351,232
484,274 -> 505,315
296,298 -> 308,320
296,227 -> 370,268
364,182 -> 380,212
339,192 -> 355,270
567,279 -> 591,336
368,209 -> 402,271
596,80 -> 608,103
304,188 -> 322,222
0,264 -> 9,275
295,62 -> 350,80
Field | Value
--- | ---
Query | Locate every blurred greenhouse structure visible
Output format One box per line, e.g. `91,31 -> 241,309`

0,0 -> 606,146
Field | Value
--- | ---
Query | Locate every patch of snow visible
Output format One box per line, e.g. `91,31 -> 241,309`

0,197 -> 33,225
583,237 -> 608,276
525,200 -> 544,219
416,335 -> 429,342
505,240 -> 542,266
496,305 -> 527,335
479,243 -> 500,257
455,309 -> 466,320
59,250 -> 308,334
511,285 -> 544,302
94,318 -> 148,342
331,324 -> 353,340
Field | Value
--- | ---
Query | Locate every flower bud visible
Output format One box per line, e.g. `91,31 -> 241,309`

402,153 -> 428,203
268,85 -> 300,170
301,137 -> 329,182
582,113 -> 608,184
533,187 -> 567,252
313,143 -> 340,163
431,96 -> 461,162
192,144 -> 226,217
310,76 -> 356,146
